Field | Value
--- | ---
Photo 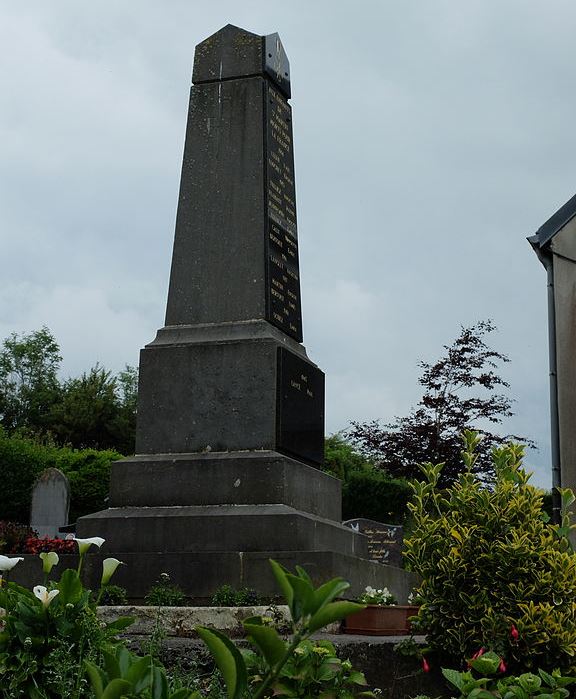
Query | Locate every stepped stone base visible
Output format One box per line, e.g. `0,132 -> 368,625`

73,450 -> 418,601
108,451 -> 341,521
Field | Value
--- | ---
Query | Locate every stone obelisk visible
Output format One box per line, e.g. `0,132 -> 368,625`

77,25 -> 416,601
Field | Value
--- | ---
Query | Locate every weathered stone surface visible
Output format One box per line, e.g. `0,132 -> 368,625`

97,605 -> 293,638
108,451 -> 341,521
77,505 -> 368,558
30,468 -> 70,538
135,339 -> 324,465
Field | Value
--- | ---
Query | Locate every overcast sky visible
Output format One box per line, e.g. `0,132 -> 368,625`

2,1 -> 574,488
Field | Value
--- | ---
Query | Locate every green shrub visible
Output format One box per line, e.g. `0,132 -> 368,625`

0,427 -> 51,522
442,650 -> 576,699
58,449 -> 120,523
98,584 -> 128,606
324,434 -> 374,480
342,470 -> 411,524
0,427 -> 121,524
404,430 -> 576,673
244,638 -> 371,697
211,585 -> 259,606
145,573 -> 187,607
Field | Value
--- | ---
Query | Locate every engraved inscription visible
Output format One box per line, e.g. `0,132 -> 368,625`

264,82 -> 302,341
342,518 -> 404,567
277,348 -> 324,465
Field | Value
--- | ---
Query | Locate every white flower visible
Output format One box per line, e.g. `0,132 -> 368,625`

74,537 -> 105,555
33,585 -> 60,608
101,558 -> 124,586
0,555 -> 24,572
0,607 -> 5,631
39,552 -> 59,574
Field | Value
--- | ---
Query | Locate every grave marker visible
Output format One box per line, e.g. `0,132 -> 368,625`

30,468 -> 70,539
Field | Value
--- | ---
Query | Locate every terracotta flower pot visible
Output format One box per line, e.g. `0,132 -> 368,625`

343,605 -> 420,635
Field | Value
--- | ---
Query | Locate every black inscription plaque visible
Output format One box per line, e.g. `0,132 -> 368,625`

277,347 -> 324,465
343,518 -> 404,567
264,82 -> 303,342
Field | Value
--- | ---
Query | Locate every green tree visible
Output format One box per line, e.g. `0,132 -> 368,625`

350,321 -> 532,487
323,433 -> 374,481
49,364 -> 137,453
0,326 -> 62,433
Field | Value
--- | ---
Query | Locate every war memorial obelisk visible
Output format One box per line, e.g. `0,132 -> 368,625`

77,25 -> 415,600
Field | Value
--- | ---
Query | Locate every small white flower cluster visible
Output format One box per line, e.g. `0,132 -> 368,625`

359,585 -> 397,606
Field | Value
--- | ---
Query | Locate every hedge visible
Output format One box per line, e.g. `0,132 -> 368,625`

342,470 -> 411,524
0,427 -> 122,525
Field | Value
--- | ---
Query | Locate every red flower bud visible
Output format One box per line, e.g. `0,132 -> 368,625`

498,658 -> 507,673
470,647 -> 486,660
422,657 -> 430,673
510,624 -> 519,641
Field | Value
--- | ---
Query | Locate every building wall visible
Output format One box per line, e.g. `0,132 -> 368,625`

551,218 -> 576,495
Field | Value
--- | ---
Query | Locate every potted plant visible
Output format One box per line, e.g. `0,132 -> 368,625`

343,586 -> 419,635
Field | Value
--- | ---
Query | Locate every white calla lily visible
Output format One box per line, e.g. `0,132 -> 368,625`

101,558 -> 124,586
0,555 -> 24,572
39,551 -> 59,574
74,537 -> 105,555
33,585 -> 60,607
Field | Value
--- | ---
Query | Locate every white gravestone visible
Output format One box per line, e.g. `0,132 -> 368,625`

30,468 -> 70,539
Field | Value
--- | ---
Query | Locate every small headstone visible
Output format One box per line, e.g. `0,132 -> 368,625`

30,468 -> 70,539
343,518 -> 404,567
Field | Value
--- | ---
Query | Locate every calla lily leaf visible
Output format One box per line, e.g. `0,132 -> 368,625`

57,569 -> 83,605
101,679 -> 132,699
196,626 -> 247,699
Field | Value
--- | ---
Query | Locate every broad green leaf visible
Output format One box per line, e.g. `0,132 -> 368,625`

312,578 -> 350,613
244,623 -> 287,667
196,626 -> 247,699
125,655 -> 154,691
295,565 -> 313,583
84,660 -> 105,698
152,666 -> 169,699
242,615 -> 263,626
468,689 -> 498,699
347,670 -> 368,686
442,668 -> 465,690
117,646 -> 132,677
519,674 -> 542,693
102,648 -> 121,680
286,573 -> 314,618
101,679 -> 132,699
538,669 -> 556,687
106,616 -> 135,633
308,601 -> 364,633
57,569 -> 83,605
269,560 -> 293,610
470,651 -> 501,675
